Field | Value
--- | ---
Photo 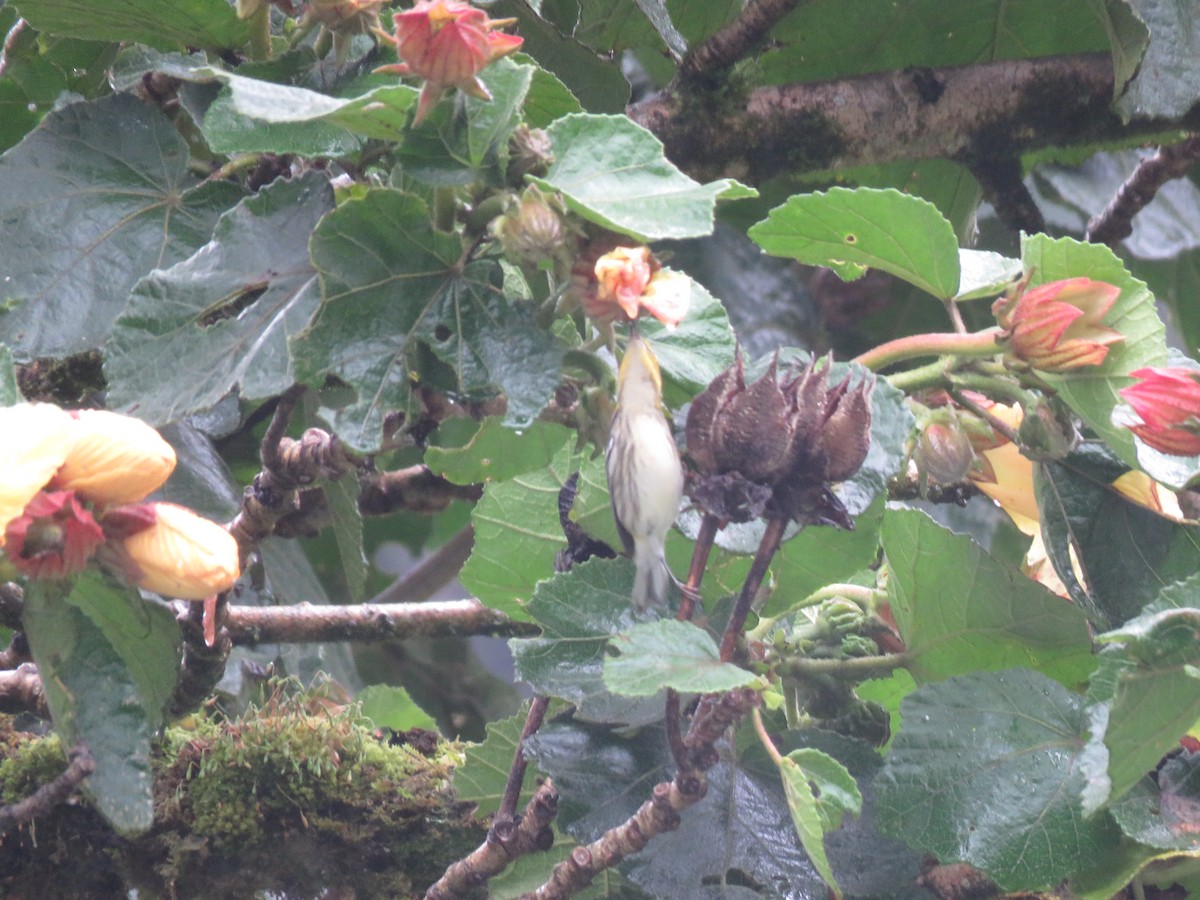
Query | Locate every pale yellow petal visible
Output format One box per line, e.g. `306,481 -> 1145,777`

0,403 -> 78,540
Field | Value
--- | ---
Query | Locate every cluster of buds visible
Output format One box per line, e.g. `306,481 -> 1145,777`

685,354 -> 874,527
375,0 -> 523,126
0,404 -> 239,600
992,276 -> 1123,373
1119,366 -> 1200,456
569,239 -> 690,330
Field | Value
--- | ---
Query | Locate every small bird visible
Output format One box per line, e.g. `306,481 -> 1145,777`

605,330 -> 685,611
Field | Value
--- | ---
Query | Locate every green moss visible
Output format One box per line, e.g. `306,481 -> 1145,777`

0,683 -> 485,898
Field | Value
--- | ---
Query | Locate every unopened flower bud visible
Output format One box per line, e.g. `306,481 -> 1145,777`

914,421 -> 976,484
4,490 -> 104,579
121,503 -> 240,600
491,187 -> 569,268
1119,366 -> 1200,456
506,124 -> 554,183
1017,399 -> 1077,459
993,277 -> 1123,372
819,597 -> 866,637
305,0 -> 386,34
375,0 -> 523,126
50,409 -> 176,506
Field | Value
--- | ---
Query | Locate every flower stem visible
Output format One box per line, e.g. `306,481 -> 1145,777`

751,706 -> 785,766
719,516 -> 787,662
247,2 -> 272,61
883,357 -> 952,393
854,327 -> 1004,372
779,652 -> 910,678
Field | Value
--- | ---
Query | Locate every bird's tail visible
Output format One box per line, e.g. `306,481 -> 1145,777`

632,535 -> 672,612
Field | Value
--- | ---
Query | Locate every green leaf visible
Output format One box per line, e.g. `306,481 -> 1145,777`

529,114 -> 755,241
748,188 -> 961,299
0,93 -> 244,358
511,557 -> 667,725
489,1 -> 629,114
105,170 -> 332,424
453,710 -> 537,818
0,345 -> 17,405
877,669 -> 1122,891
11,0 -> 249,51
1035,445 -> 1200,627
1021,233 -> 1168,475
1110,754 -> 1200,851
881,506 -> 1095,686
326,472 -> 367,603
394,58 -> 535,186
763,496 -> 883,618
200,68 -> 419,143
1116,0 -> 1200,120
637,277 -> 736,408
759,0 -> 1110,85
517,53 -> 585,128
294,188 -> 566,451
425,418 -> 573,485
954,250 -> 1022,301
603,620 -> 757,697
779,748 -> 862,896
357,684 -> 438,733
463,442 -> 614,623
1082,586 -> 1200,812
23,572 -> 181,835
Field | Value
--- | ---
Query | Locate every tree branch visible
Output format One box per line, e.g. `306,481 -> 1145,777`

0,742 -> 94,835
1086,133 -> 1200,246
629,54 -> 1197,184
676,0 -> 802,82
0,664 -> 48,717
218,598 -> 539,645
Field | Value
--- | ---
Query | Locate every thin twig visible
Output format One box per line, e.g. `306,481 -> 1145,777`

676,0 -> 802,82
370,526 -> 477,604
0,742 -> 94,834
497,696 -> 550,824
524,688 -> 761,899
718,516 -> 787,662
426,779 -> 559,899
1087,134 -> 1200,246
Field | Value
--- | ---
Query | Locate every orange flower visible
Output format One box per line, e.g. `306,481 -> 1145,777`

993,277 -> 1123,372
376,0 -> 522,126
1119,366 -> 1200,456
51,409 -> 176,506
121,503 -> 240,600
583,246 -> 690,328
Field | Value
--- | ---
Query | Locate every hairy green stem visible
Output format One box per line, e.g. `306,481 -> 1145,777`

855,327 -> 1003,372
247,2 -> 271,61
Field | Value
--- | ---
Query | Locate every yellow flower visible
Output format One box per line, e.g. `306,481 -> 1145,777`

50,409 -> 176,506
121,503 -> 240,600
0,403 -> 77,543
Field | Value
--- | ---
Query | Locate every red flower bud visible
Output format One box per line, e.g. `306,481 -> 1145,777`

376,0 -> 523,126
4,490 -> 104,579
1119,366 -> 1200,456
120,503 -> 241,600
992,277 -> 1123,372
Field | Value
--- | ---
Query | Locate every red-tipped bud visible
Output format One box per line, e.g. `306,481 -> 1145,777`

993,277 -> 1123,372
50,409 -> 176,506
305,0 -> 386,34
1120,366 -> 1200,456
120,503 -> 240,600
377,0 -> 523,125
4,490 -> 104,579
